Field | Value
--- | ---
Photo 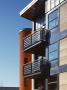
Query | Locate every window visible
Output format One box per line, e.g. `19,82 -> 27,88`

45,0 -> 65,12
35,16 -> 45,30
60,0 -> 64,3
49,43 -> 58,68
51,0 -> 55,9
49,43 -> 58,53
47,0 -> 51,11
48,10 -> 58,22
49,51 -> 58,61
49,43 -> 58,61
49,19 -> 58,29
55,0 -> 59,6
48,9 -> 59,30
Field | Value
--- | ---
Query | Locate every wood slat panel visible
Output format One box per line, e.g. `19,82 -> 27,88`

59,72 -> 67,85
60,3 -> 67,32
59,85 -> 67,90
60,38 -> 67,65
59,73 -> 67,90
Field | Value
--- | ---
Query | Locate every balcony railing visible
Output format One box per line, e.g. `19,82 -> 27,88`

23,58 -> 50,78
23,27 -> 50,53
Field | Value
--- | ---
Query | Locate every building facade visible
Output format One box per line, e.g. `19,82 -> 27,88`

19,0 -> 67,90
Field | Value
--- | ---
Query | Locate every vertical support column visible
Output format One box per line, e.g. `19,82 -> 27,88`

45,79 -> 48,90
19,28 -> 31,90
31,21 -> 34,89
32,54 -> 34,90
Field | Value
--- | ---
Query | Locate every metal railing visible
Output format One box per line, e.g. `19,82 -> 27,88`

24,27 -> 48,50
23,58 -> 48,77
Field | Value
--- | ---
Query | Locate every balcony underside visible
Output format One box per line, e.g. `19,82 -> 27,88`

24,28 -> 50,54
24,59 -> 50,79
24,41 -> 47,54
24,71 -> 41,79
24,70 -> 50,79
20,0 -> 45,21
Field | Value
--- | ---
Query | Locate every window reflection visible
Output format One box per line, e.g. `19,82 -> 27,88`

48,9 -> 58,30
49,51 -> 58,61
60,0 -> 64,3
36,16 -> 45,30
47,0 -> 51,11
48,10 -> 58,22
45,0 -> 65,12
51,0 -> 55,9
49,42 -> 58,68
55,0 -> 59,6
49,43 -> 58,53
49,19 -> 58,29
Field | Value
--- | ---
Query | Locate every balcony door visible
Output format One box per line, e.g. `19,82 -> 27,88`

34,15 -> 45,31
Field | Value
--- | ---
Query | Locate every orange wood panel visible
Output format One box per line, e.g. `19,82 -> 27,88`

19,29 -> 32,90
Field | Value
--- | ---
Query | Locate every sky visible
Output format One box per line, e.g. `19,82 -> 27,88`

0,0 -> 31,87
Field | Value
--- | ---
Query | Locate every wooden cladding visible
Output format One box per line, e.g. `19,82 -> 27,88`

60,38 -> 67,65
59,3 -> 67,90
59,72 -> 67,90
60,3 -> 67,32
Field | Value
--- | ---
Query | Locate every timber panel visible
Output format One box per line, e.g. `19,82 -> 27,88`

59,72 -> 67,90
60,3 -> 67,32
60,38 -> 67,65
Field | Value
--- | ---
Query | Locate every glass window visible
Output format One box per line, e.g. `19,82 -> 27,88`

47,0 -> 51,11
49,42 -> 58,61
49,43 -> 58,53
36,21 -> 40,29
49,50 -> 58,61
36,16 -> 45,30
48,10 -> 58,22
45,1 -> 48,12
50,26 -> 58,31
60,0 -> 64,3
55,0 -> 59,6
51,0 -> 55,9
45,0 -> 65,12
48,9 -> 59,30
51,60 -> 58,67
49,19 -> 58,29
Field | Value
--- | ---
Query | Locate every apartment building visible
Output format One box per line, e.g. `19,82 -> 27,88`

19,0 -> 67,90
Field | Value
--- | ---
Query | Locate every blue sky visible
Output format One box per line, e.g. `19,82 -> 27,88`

0,0 -> 31,87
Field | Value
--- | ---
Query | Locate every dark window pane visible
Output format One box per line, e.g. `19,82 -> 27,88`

50,26 -> 58,31
49,51 -> 58,61
49,20 -> 55,29
50,59 -> 58,68
49,19 -> 58,29
49,43 -> 58,53
48,9 -> 58,22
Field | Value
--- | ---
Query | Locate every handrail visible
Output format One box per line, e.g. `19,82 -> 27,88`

23,26 -> 46,39
24,57 -> 47,66
23,58 -> 51,76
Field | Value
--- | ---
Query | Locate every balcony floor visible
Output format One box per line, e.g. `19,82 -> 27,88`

24,40 -> 47,54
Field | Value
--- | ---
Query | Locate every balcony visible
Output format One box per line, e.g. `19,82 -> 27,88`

23,27 -> 50,54
23,58 -> 50,78
20,0 -> 45,21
